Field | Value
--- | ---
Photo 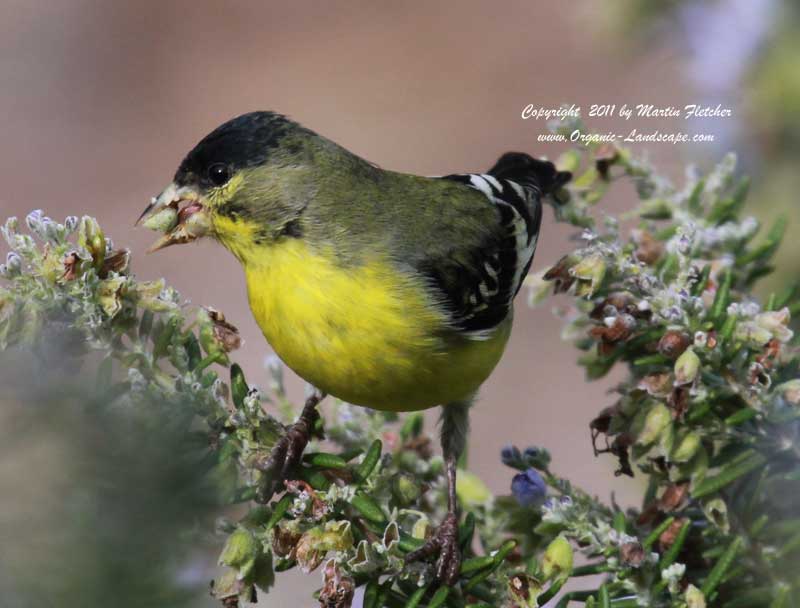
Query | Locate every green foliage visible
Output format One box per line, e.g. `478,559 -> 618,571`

1,123 -> 800,607
526,117 -> 800,606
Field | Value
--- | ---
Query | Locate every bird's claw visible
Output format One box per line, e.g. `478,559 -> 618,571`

405,511 -> 461,586
256,393 -> 322,501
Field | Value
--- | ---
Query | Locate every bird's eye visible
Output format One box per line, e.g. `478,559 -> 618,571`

208,163 -> 230,187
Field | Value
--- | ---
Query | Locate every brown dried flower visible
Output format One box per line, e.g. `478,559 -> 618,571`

632,229 -> 664,265
543,254 -> 577,294
319,559 -> 355,608
206,307 -> 243,353
620,541 -> 646,567
272,522 -> 302,559
99,248 -> 131,277
62,251 -> 81,281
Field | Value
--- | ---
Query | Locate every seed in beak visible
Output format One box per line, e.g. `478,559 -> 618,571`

141,205 -> 179,232
177,200 -> 204,224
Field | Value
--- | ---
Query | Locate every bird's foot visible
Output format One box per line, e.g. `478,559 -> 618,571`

404,511 -> 461,586
255,391 -> 323,501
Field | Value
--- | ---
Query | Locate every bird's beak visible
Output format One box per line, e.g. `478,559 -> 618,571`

136,183 -> 212,253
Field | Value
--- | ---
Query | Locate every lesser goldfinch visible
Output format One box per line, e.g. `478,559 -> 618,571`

138,111 -> 569,583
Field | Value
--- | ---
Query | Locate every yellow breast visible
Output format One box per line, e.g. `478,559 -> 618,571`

239,238 -> 511,411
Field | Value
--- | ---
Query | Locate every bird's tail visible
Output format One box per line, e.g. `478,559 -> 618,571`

488,152 -> 571,196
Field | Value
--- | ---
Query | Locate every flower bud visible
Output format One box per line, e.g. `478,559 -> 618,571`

42,217 -> 62,243
541,535 -> 573,582
754,308 -> 793,343
685,584 -> 706,608
78,216 -> 105,269
410,515 -> 430,541
674,348 -> 700,385
501,444 -> 522,467
391,473 -> 421,506
5,252 -> 21,276
662,563 -> 686,594
637,403 -> 672,446
219,527 -> 259,579
734,321 -> 771,347
64,216 -> 79,233
25,210 -> 44,236
671,431 -> 701,463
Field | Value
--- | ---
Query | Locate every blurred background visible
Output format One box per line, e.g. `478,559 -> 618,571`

1,0 -> 797,605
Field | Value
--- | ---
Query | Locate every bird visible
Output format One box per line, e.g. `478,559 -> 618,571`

138,111 -> 570,584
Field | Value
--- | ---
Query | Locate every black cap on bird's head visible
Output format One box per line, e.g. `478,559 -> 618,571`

173,112 -> 292,190
137,111 -> 295,251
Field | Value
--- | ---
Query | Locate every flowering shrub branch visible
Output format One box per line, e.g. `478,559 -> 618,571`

1,117 -> 798,607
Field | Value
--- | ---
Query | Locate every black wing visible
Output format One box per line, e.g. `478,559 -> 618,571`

426,153 -> 570,335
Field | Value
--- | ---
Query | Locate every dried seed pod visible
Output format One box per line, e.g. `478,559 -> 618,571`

659,518 -> 689,551
590,313 -> 636,343
657,483 -> 690,512
658,331 -> 691,359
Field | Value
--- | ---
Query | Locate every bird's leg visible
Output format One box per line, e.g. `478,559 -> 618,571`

256,390 -> 325,501
405,398 -> 472,585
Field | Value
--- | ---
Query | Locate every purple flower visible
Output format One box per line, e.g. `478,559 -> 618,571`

511,468 -> 546,507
